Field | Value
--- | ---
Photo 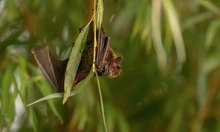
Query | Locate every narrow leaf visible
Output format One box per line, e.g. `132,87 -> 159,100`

63,20 -> 92,104
205,20 -> 220,50
28,62 -> 65,123
27,70 -> 94,106
198,0 -> 220,16
97,0 -> 104,29
29,107 -> 38,132
1,64 -> 15,114
152,0 -> 167,70
163,0 -> 186,65
37,80 -> 63,123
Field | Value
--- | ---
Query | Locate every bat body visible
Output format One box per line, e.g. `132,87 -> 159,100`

31,25 -> 122,92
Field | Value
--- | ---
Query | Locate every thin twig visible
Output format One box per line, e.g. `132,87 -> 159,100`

93,0 -> 97,72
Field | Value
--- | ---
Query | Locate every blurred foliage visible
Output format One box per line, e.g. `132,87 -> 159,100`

1,0 -> 220,132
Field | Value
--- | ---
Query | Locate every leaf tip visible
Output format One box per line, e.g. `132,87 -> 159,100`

62,94 -> 69,104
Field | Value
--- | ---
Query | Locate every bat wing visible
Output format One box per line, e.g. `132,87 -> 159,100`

96,27 -> 109,67
31,46 -> 67,92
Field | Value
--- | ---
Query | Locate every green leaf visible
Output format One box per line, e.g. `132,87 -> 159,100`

163,0 -> 186,65
17,55 -> 28,102
203,52 -> 220,74
6,0 -> 20,21
100,104 -> 129,132
63,20 -> 92,104
152,0 -> 167,70
97,0 -> 104,29
205,20 -> 220,50
37,80 -> 64,123
28,63 -> 64,123
197,0 -> 220,16
1,64 -> 15,115
28,107 -> 38,132
26,70 -> 94,106
7,77 -> 18,124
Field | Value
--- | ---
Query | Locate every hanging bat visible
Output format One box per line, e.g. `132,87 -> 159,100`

31,25 -> 122,92
95,27 -> 122,78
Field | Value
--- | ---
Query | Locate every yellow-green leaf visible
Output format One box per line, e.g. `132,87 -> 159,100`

97,0 -> 104,29
63,20 -> 92,104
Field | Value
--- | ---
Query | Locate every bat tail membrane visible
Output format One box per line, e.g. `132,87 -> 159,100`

31,46 -> 67,92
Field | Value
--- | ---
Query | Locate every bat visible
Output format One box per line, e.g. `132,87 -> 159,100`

31,25 -> 122,92
95,27 -> 122,78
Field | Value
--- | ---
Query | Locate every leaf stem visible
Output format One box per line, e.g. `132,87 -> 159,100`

93,0 -> 97,72
95,71 -> 108,132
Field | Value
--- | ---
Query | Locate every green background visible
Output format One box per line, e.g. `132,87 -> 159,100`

1,0 -> 220,131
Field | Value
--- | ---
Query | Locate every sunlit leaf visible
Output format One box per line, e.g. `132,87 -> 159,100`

16,55 -> 27,102
63,20 -> 92,104
152,0 -> 167,70
97,0 -> 104,29
163,0 -> 186,65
